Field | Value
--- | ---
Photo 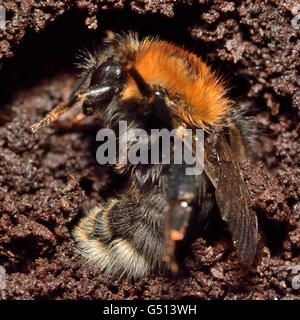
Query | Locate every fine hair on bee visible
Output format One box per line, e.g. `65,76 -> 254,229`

30,31 -> 258,280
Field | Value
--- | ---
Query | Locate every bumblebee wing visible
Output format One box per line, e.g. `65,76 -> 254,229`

214,132 -> 258,265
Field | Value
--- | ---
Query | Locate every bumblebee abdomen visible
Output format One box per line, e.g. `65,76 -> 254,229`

73,189 -> 167,279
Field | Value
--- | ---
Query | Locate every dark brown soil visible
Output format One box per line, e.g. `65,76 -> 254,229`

0,0 -> 299,300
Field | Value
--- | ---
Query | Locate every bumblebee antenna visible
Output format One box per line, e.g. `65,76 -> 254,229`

29,94 -> 84,133
67,70 -> 91,105
29,70 -> 93,134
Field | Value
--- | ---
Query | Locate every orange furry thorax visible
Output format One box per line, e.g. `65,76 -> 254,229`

121,39 -> 232,129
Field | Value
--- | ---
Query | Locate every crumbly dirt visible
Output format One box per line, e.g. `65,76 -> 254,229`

0,0 -> 299,300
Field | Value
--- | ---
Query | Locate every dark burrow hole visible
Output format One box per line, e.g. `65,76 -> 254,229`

257,212 -> 289,256
175,206 -> 231,273
4,238 -> 55,273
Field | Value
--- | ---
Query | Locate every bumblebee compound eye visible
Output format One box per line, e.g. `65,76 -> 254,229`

78,60 -> 126,116
91,59 -> 125,87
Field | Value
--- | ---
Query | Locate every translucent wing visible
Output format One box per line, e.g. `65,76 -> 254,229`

214,132 -> 258,265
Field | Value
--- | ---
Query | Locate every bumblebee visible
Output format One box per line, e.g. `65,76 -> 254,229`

30,32 -> 258,279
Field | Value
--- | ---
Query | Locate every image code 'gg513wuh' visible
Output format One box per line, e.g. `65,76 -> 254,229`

30,32 -> 258,280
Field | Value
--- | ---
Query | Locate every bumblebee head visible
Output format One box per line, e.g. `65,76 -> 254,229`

71,57 -> 126,116
30,32 -> 231,134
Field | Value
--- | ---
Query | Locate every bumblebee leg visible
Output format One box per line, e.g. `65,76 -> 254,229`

164,162 -> 198,274
73,187 -> 167,279
71,113 -> 86,124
